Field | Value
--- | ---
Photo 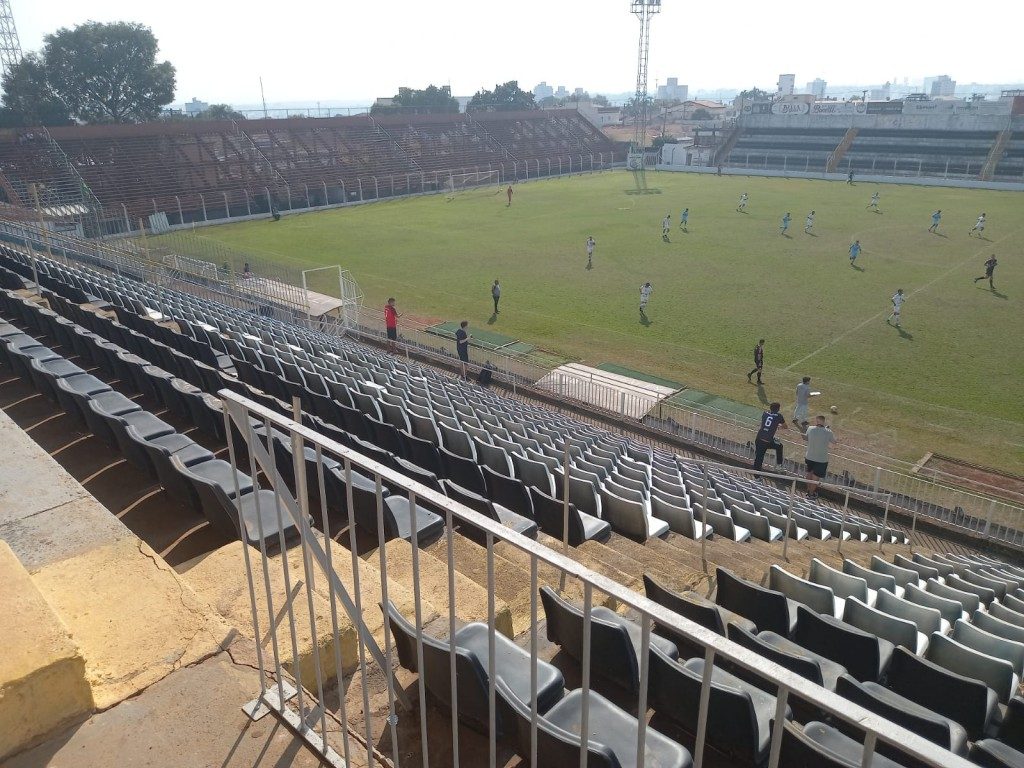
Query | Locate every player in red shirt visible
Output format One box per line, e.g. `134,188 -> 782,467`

384,297 -> 399,351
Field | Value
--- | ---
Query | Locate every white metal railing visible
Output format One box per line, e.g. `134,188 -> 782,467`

220,389 -> 975,768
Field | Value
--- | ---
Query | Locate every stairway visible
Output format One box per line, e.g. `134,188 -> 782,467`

711,125 -> 743,166
826,127 -> 859,173
979,128 -> 1012,181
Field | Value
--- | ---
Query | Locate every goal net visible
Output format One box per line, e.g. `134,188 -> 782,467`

445,170 -> 501,198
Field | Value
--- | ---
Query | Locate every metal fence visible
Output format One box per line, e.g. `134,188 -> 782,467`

220,388 -> 976,768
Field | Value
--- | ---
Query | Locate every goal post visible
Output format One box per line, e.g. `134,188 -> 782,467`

445,170 -> 502,198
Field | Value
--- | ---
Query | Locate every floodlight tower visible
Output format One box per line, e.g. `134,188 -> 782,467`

0,0 -> 21,80
628,0 -> 661,170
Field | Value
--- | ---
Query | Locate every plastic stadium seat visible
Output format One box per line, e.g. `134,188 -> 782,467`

845,559 -> 900,596
875,588 -> 947,636
441,480 -> 537,543
716,567 -> 797,637
928,632 -> 1017,703
903,582 -> 964,627
959,569 -> 1006,602
892,553 -> 939,583
528,486 -> 610,546
970,739 -> 1024,768
926,578 -> 979,616
643,573 -> 755,659
780,720 -> 912,768
991,602 -> 1024,629
539,585 -> 678,695
650,493 -> 712,540
843,596 -> 927,655
730,506 -> 783,542
914,552 -> 956,579
727,624 -> 846,692
383,600 -> 563,738
794,605 -> 894,683
439,446 -> 487,495
834,675 -> 968,757
770,565 -> 839,618
951,619 -> 1024,677
810,558 -> 874,608
481,466 -> 534,520
497,677 -> 692,768
974,609 -> 1024,647
599,488 -> 668,541
648,647 -> 789,767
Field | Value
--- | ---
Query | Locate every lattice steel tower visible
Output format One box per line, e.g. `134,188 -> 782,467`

0,0 -> 22,80
628,0 -> 661,170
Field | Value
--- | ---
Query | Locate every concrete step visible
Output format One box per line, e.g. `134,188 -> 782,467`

597,534 -> 706,595
0,541 -> 93,761
179,536 -> 436,685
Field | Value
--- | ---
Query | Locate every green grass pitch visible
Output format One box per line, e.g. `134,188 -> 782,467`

190,171 -> 1024,472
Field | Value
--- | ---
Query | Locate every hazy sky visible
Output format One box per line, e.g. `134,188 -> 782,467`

15,0 -> 1024,105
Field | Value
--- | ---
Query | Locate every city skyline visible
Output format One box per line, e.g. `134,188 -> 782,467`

14,0 -> 1024,106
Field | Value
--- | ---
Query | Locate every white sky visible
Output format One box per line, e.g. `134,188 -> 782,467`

15,0 -> 1024,105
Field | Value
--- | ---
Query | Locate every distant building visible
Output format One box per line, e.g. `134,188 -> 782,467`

533,82 -> 554,100
806,78 -> 826,98
554,85 -> 569,99
574,102 -> 622,127
869,82 -> 892,101
664,100 -> 727,120
777,74 -> 795,96
925,75 -> 956,97
184,98 -> 209,116
656,77 -> 688,101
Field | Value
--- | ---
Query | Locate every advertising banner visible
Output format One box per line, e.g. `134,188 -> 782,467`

866,100 -> 904,114
771,101 -> 810,116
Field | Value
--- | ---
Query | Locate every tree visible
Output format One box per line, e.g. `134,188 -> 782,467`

1,21 -> 175,125
691,108 -> 713,121
196,104 -> 246,121
734,87 -> 768,105
0,53 -> 72,126
371,84 -> 459,115
621,95 -> 654,120
591,94 -> 610,107
651,135 -> 678,151
467,81 -> 536,112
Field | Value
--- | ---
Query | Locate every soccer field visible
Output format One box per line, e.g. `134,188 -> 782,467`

192,171 -> 1024,473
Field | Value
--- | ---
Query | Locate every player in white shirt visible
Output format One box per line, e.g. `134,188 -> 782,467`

887,288 -> 906,327
639,281 -> 653,316
662,215 -> 671,241
737,193 -> 748,212
585,236 -> 595,268
867,192 -> 880,211
804,210 -> 815,234
969,213 -> 986,237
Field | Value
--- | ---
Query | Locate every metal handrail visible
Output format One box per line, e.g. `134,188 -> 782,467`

221,388 -> 974,768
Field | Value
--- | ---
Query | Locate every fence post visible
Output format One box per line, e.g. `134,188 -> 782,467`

176,196 -> 183,224
374,177 -> 380,198
871,466 -> 882,497
322,180 -> 329,205
562,441 -> 571,554
358,179 -> 364,201
837,489 -> 850,556
879,494 -> 891,552
984,500 -> 996,539
700,464 -> 710,572
244,189 -> 252,217
305,184 -> 311,208
782,479 -> 796,561
223,191 -> 230,219
265,187 -> 272,213
199,194 -> 208,222
286,186 -> 292,210
121,203 -> 130,232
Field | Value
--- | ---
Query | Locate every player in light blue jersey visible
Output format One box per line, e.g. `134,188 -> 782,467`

849,240 -> 861,266
780,212 -> 791,235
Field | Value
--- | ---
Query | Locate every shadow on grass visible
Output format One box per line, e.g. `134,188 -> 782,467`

639,314 -> 652,327
487,313 -> 497,325
851,263 -> 865,272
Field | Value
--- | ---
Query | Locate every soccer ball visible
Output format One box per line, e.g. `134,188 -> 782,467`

830,405 -> 838,414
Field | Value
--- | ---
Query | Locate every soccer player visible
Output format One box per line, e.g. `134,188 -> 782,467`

506,185 -> 513,206
887,289 -> 906,327
491,279 -> 501,314
737,193 -> 748,212
585,236 -> 596,268
867,191 -> 880,211
973,255 -> 998,289
662,214 -> 671,240
803,415 -> 838,499
928,210 -> 942,233
804,210 -> 815,234
747,339 -> 765,385
639,281 -> 653,317
384,297 -> 400,352
793,376 -> 818,429
849,240 -> 862,266
753,402 -> 788,471
679,208 -> 689,231
969,213 -> 986,237
847,170 -> 855,185
780,212 -> 791,235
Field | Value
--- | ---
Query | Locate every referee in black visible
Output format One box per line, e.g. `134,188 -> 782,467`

973,255 -> 998,289
747,339 -> 765,385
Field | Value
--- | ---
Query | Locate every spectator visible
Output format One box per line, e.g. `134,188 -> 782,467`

384,297 -> 400,352
753,402 -> 788,471
793,376 -> 817,430
803,415 -> 838,499
491,279 -> 501,314
242,262 -> 252,279
455,320 -> 471,378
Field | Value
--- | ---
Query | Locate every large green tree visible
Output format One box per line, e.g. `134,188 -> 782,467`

372,84 -> 459,115
0,53 -> 71,126
1,21 -> 175,125
467,81 -> 536,112
196,104 -> 246,121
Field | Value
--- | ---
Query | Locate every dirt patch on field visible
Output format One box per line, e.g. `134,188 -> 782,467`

921,453 -> 1024,504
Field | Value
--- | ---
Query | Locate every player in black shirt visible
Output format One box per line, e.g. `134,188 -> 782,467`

753,402 -> 788,471
747,339 -> 765,384
973,255 -> 998,289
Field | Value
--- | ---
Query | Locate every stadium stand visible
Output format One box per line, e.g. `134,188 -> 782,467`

842,129 -> 1000,178
5,230 -> 1024,768
726,127 -> 849,172
994,131 -> 1024,180
0,111 -> 621,228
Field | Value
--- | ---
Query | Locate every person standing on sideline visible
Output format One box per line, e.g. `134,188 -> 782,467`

753,402 -> 788,471
793,376 -> 818,430
639,281 -> 653,317
804,210 -> 815,234
847,170 -> 855,185
662,214 -> 672,241
928,210 -> 942,233
491,279 -> 501,314
803,415 -> 837,498
974,255 -> 998,289
867,191 -> 880,211
384,297 -> 400,352
737,192 -> 748,212
585,236 -> 596,268
849,240 -> 862,266
887,288 -> 906,327
679,208 -> 689,231
506,185 -> 513,206
455,320 -> 471,378
969,213 -> 987,237
780,212 -> 791,235
747,339 -> 765,385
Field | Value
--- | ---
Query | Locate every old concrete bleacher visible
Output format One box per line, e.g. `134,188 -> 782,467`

994,131 -> 1024,181
727,127 -> 848,171
844,129 -> 998,178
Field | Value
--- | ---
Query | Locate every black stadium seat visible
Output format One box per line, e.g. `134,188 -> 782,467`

715,567 -> 796,637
